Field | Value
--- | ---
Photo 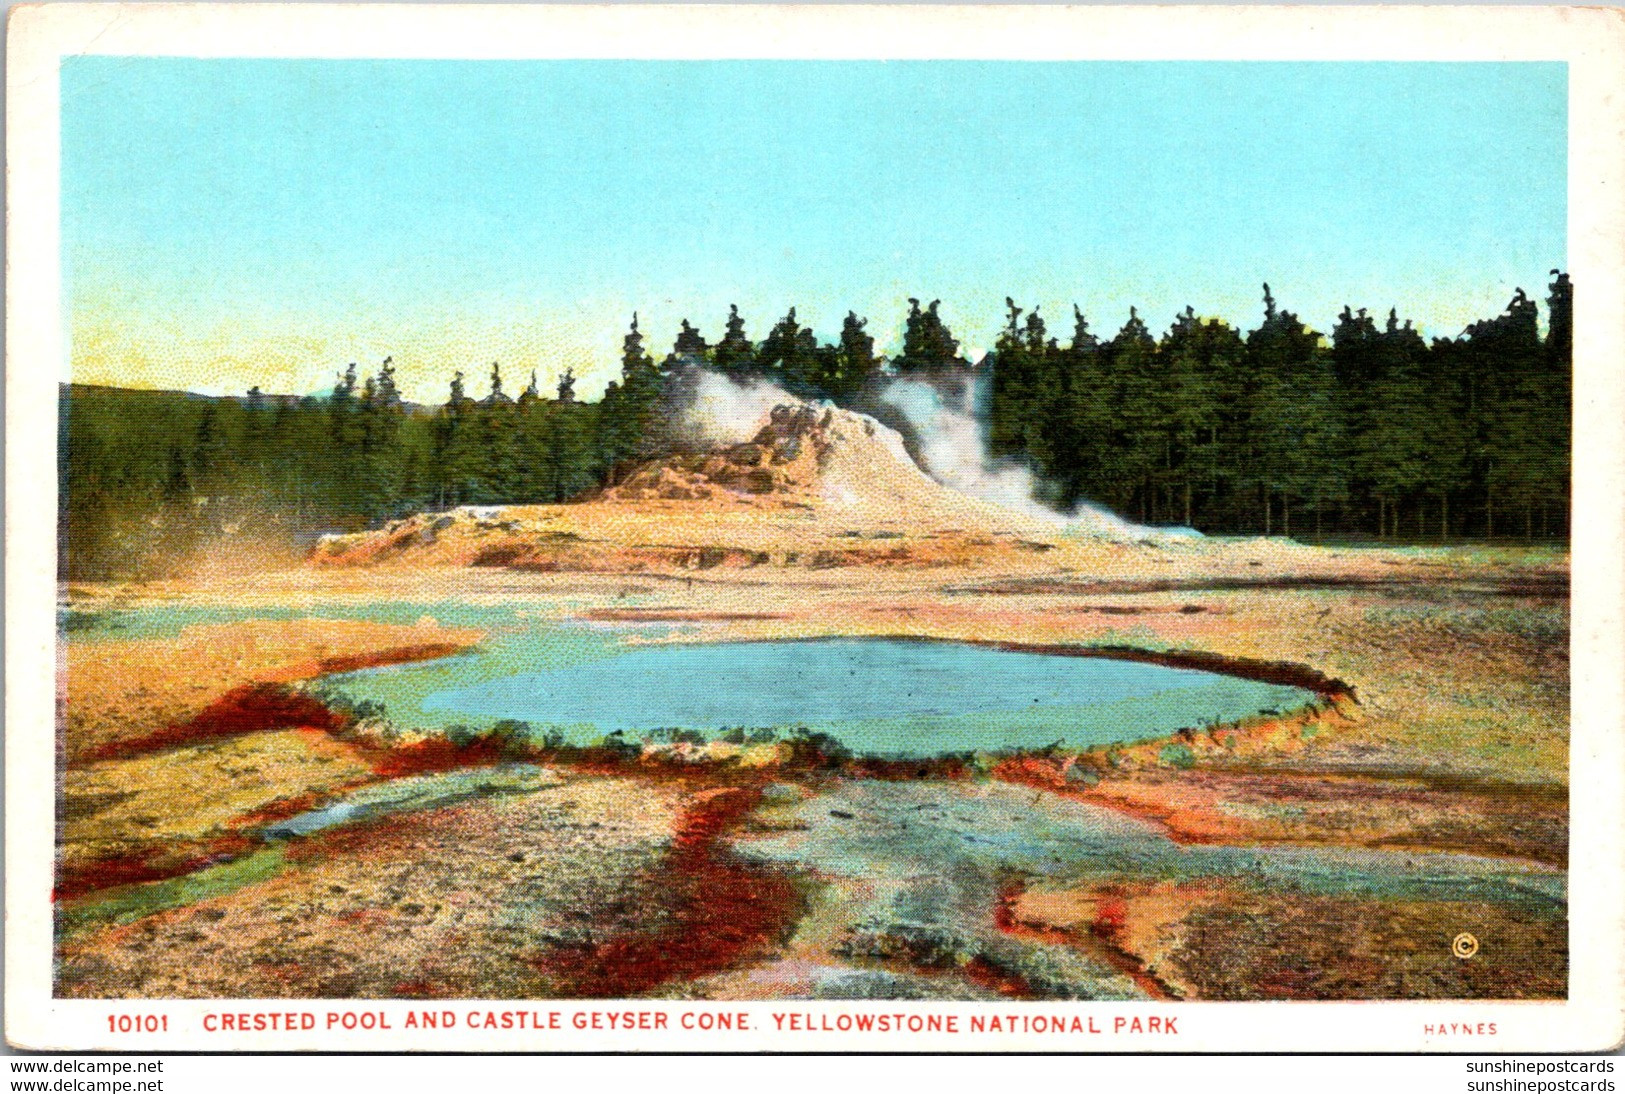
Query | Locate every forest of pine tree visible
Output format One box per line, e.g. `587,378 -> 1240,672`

59,274 -> 1571,579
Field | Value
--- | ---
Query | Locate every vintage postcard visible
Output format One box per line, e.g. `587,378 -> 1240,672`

7,3 -> 1623,1054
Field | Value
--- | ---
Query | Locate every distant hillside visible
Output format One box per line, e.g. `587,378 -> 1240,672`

62,382 -> 433,416
56,376 -> 611,580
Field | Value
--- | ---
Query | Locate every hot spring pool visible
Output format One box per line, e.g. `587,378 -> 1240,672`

334,635 -> 1318,760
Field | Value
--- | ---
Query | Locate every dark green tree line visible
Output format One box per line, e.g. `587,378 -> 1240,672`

986,274 -> 1570,537
60,277 -> 1571,579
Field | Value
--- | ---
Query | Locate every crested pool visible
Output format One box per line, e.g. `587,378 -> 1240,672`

331,634 -> 1317,760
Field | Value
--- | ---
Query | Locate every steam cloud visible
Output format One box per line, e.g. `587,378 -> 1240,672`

878,379 -> 1068,526
879,377 -> 1198,542
657,366 -> 801,451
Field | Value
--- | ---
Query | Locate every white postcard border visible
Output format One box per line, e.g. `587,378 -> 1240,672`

7,3 -> 1622,1053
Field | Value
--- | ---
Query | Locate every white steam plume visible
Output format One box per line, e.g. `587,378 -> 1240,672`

659,366 -> 799,451
879,375 -> 1201,542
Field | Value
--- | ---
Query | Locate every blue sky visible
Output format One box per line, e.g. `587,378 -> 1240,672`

62,59 -> 1566,401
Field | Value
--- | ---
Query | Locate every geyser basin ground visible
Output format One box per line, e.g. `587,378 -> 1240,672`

336,635 -> 1316,758
56,554 -> 1569,1000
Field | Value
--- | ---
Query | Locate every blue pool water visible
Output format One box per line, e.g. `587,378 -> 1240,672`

400,637 -> 1315,759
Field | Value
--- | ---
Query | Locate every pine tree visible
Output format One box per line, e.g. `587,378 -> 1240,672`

714,305 -> 757,379
757,308 -> 820,395
1546,270 -> 1572,366
484,362 -> 512,405
1155,308 -> 1235,528
989,298 -> 1034,458
376,356 -> 401,408
1248,289 -> 1332,535
1020,307 -> 1066,480
894,299 -> 963,374
357,359 -> 406,519
463,362 -> 516,501
668,319 -> 711,370
1103,307 -> 1162,521
432,370 -> 477,508
827,311 -> 878,402
597,313 -> 664,469
1469,287 -> 1552,537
